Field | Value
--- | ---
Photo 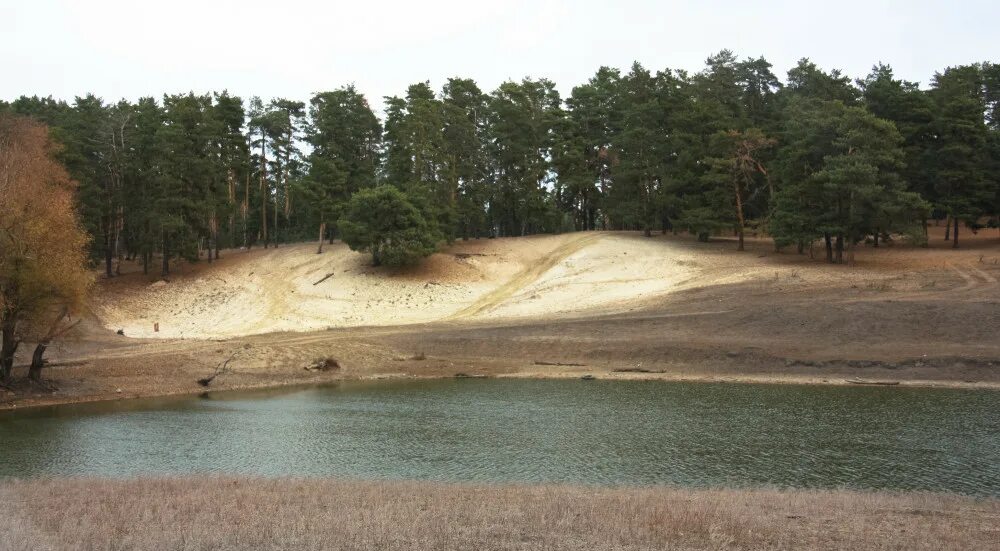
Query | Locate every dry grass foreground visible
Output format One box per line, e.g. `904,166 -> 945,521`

0,478 -> 997,550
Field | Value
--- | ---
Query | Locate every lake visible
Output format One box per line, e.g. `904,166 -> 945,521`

1,379 -> 997,496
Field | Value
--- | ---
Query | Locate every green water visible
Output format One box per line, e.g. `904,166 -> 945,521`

1,379 -> 997,495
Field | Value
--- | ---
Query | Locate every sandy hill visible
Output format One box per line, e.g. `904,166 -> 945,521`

92,229 -> 1000,340
93,233 -> 711,338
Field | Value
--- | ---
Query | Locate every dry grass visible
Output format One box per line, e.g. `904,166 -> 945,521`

0,478 -> 997,550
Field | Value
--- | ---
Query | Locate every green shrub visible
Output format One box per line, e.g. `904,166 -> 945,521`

338,186 -> 439,266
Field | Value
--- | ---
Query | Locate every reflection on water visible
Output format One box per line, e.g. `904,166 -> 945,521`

1,380 -> 997,496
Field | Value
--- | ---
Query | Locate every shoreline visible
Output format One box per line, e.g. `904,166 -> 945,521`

4,365 -> 998,413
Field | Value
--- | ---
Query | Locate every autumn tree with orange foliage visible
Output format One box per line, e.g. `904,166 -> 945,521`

0,114 -> 92,383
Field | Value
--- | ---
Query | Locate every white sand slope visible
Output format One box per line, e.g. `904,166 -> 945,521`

94,232 -> 715,339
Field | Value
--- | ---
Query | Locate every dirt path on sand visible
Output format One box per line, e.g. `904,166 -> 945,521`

447,233 -> 605,319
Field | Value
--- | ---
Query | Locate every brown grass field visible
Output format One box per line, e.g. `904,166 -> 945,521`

1,478 -> 997,550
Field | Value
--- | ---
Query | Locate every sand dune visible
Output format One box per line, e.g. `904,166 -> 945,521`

94,233 -> 709,338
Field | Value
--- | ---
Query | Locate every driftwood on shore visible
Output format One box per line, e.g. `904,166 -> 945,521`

197,348 -> 243,386
534,361 -> 587,367
846,379 -> 901,386
613,367 -> 667,374
305,357 -> 341,372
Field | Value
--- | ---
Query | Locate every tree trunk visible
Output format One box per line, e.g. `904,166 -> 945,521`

161,235 -> 170,277
104,226 -> 114,278
284,151 -> 291,218
733,178 -> 746,252
262,190 -> 268,249
210,212 -> 220,261
922,218 -> 929,248
28,309 -> 78,382
953,217 -> 960,249
835,235 -> 844,264
0,315 -> 19,382
28,342 -> 47,382
944,215 -> 951,241
873,230 -> 880,248
142,251 -> 149,275
261,139 -> 268,249
114,218 -> 122,276
243,172 -> 250,249
317,222 -> 326,254
824,234 -> 833,263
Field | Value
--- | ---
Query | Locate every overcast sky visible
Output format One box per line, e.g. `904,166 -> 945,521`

4,0 -> 998,113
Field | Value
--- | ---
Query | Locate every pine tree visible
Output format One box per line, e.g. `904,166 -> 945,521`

772,100 -> 928,262
441,78 -> 490,238
384,83 -> 454,238
737,56 -> 783,132
859,64 -> 936,243
212,91 -> 250,254
156,93 -> 218,275
558,67 -> 623,230
784,59 -> 859,104
121,97 -> 163,274
679,129 -> 775,249
486,79 -> 563,236
338,186 -> 438,266
613,63 -> 664,236
304,86 -> 381,252
927,65 -> 993,247
266,99 -> 306,244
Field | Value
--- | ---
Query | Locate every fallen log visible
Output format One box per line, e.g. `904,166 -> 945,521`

613,368 -> 666,374
534,361 -> 587,367
312,272 -> 335,286
198,348 -> 244,387
846,379 -> 900,386
13,359 -> 89,370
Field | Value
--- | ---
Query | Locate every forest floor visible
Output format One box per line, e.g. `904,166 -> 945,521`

1,477 -> 998,550
2,225 -> 999,409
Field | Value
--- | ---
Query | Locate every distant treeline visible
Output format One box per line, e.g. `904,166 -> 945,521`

3,52 -> 998,274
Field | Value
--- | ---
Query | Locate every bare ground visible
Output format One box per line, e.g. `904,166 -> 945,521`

2,228 -> 999,409
1,478 -> 997,550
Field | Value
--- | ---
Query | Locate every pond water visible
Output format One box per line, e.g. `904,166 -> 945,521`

1,379 -> 998,495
